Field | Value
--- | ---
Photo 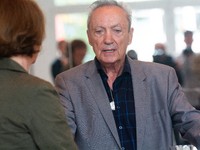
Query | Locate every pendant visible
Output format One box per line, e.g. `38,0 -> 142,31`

110,101 -> 115,110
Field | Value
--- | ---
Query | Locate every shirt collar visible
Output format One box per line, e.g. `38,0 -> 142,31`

95,55 -> 131,76
0,57 -> 27,73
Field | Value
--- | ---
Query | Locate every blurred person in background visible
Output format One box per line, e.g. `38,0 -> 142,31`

51,40 -> 69,82
71,39 -> 87,67
182,30 -> 194,60
0,0 -> 78,149
153,43 -> 182,85
127,49 -> 138,60
179,31 -> 199,88
176,31 -> 200,109
176,30 -> 194,65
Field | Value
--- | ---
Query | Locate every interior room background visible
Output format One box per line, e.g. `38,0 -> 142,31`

33,0 -> 200,84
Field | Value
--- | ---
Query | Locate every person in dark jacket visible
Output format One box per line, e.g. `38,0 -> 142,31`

0,0 -> 78,149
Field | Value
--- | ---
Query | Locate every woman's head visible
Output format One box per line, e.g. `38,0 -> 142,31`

0,0 -> 45,58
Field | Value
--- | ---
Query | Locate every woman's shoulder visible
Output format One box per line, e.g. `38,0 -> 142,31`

20,73 -> 56,93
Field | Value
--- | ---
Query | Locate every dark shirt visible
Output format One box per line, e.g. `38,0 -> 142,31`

95,56 -> 136,150
51,59 -> 62,80
153,55 -> 183,85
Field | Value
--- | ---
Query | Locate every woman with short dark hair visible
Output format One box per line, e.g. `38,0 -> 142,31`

0,0 -> 78,149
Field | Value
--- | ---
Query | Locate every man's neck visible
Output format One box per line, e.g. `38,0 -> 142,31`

101,61 -> 125,90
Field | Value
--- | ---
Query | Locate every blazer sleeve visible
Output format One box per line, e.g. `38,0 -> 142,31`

27,81 -> 78,150
168,68 -> 200,148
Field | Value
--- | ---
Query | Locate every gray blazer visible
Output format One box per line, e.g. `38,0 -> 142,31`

55,57 -> 200,150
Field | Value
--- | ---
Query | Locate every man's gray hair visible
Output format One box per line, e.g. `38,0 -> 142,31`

87,0 -> 132,32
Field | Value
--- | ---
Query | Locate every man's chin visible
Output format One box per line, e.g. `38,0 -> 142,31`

100,58 -> 119,65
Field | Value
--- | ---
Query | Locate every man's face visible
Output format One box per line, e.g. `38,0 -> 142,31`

184,33 -> 193,46
87,6 -> 133,65
59,41 -> 68,56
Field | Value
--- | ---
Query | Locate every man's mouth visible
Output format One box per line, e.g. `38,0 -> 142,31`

104,49 -> 115,52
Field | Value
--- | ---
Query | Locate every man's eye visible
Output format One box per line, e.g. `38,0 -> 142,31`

115,30 -> 121,33
96,30 -> 102,34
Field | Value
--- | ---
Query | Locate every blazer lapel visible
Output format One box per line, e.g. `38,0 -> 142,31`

128,58 -> 149,150
84,61 -> 121,148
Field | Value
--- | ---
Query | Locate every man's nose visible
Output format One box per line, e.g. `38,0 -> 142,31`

104,31 -> 113,44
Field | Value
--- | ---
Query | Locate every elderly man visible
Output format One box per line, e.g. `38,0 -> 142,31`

55,1 -> 200,150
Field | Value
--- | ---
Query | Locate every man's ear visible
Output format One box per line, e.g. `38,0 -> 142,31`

128,27 -> 134,45
87,30 -> 92,46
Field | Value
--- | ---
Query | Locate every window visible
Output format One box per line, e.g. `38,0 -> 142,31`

128,9 -> 165,61
54,0 -> 95,6
174,6 -> 200,55
54,0 -> 161,6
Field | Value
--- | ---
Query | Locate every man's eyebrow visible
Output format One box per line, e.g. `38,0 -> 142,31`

92,24 -> 123,32
94,26 -> 105,29
111,24 -> 121,28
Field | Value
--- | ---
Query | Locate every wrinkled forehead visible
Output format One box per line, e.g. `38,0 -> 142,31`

89,6 -> 128,28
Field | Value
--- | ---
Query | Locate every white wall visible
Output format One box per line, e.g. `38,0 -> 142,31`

32,0 -> 56,84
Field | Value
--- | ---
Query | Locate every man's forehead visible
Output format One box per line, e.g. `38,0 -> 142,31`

91,5 -> 126,18
90,6 -> 128,26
